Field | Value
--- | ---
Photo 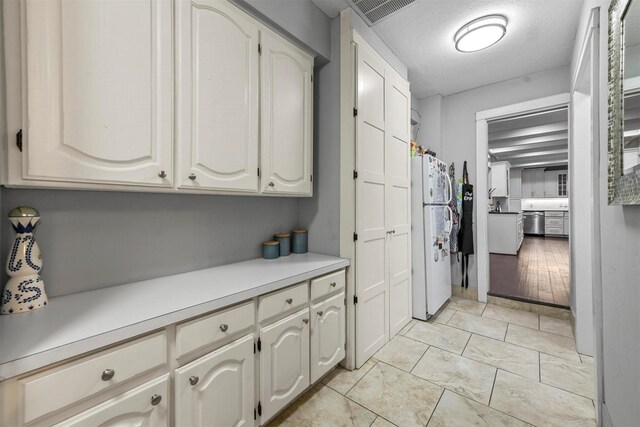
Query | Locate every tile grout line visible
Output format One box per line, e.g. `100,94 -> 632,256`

487,368 -> 499,408
424,388 -> 446,426
445,387 -> 533,426
408,345 -> 430,373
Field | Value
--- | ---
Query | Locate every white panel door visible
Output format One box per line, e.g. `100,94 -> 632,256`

260,30 -> 314,196
176,0 -> 259,192
175,334 -> 255,427
23,0 -> 173,187
355,45 -> 389,367
260,308 -> 310,422
386,72 -> 412,337
54,375 -> 169,427
310,292 -> 346,383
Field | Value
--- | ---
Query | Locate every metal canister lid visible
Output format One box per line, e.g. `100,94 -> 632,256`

292,229 -> 307,234
263,240 -> 280,246
274,232 -> 290,238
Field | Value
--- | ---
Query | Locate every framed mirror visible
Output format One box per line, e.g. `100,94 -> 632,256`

609,0 -> 640,204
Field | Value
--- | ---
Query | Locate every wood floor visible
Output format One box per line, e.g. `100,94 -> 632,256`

490,236 -> 570,307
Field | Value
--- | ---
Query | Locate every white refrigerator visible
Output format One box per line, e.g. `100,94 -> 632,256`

411,154 -> 453,320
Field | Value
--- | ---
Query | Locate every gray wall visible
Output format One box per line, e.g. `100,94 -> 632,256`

299,16 -> 341,256
571,1 -> 640,425
414,94 -> 444,157
440,66 -> 570,288
0,189 -> 299,297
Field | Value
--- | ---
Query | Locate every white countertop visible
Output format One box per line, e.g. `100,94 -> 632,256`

0,253 -> 349,380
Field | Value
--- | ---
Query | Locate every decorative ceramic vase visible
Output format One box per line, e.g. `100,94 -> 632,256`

274,233 -> 291,256
1,206 -> 47,314
262,241 -> 280,260
291,229 -> 308,254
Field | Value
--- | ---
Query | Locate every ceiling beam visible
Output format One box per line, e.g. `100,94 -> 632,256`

489,122 -> 568,142
495,148 -> 568,161
489,134 -> 568,152
509,159 -> 568,168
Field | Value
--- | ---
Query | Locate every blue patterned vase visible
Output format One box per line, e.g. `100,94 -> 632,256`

1,206 -> 47,314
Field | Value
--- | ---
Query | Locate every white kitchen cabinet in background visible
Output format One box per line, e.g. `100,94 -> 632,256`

19,0 -> 173,187
521,168 -> 545,198
490,161 -> 511,197
176,0 -> 260,193
509,168 -> 522,198
260,30 -> 314,196
174,334 -> 255,427
260,308 -> 310,421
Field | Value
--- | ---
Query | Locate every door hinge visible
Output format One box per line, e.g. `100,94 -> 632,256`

353,107 -> 358,117
344,343 -> 347,350
258,402 -> 262,416
258,43 -> 262,55
353,232 -> 358,241
257,337 -> 262,352
311,74 -> 314,82
16,129 -> 22,152
254,408 -> 257,420
353,170 -> 358,179
257,167 -> 260,177
353,295 -> 358,304
254,342 -> 256,354
310,174 -> 313,182
344,297 -> 347,306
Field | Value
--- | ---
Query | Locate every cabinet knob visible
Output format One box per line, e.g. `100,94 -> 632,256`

189,173 -> 197,181
286,298 -> 293,304
189,376 -> 199,386
158,170 -> 167,179
150,394 -> 162,406
317,310 -> 324,316
268,182 -> 275,187
219,324 -> 229,332
101,369 -> 115,381
303,318 -> 309,324
330,282 -> 337,288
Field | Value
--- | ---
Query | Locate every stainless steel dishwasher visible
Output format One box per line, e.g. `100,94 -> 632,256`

523,211 -> 545,235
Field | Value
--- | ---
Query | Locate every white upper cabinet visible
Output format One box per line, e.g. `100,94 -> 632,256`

260,30 -> 314,196
22,0 -> 173,187
176,0 -> 259,193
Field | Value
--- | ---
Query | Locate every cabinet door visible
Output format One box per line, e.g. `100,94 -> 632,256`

260,308 -> 310,422
260,30 -> 314,196
310,292 -> 346,383
510,168 -> 522,198
534,169 -> 546,197
521,170 -> 532,198
175,334 -> 255,427
557,172 -> 568,197
176,0 -> 259,192
54,375 -> 169,427
386,72 -> 412,337
23,0 -> 173,187
544,171 -> 558,197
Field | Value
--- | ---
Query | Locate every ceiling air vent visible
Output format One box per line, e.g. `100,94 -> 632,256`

349,0 -> 417,25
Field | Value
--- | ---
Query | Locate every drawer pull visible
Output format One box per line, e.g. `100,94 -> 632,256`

286,298 -> 293,305
219,324 -> 229,332
303,318 -> 309,324
188,173 -> 197,181
101,369 -> 115,381
158,170 -> 167,179
330,282 -> 337,287
189,376 -> 199,386
150,394 -> 162,406
317,310 -> 324,316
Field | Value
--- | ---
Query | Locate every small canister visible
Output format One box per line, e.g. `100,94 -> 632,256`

262,241 -> 280,259
291,229 -> 308,254
274,232 -> 291,256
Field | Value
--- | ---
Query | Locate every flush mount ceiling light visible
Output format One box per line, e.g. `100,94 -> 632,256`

454,15 -> 507,53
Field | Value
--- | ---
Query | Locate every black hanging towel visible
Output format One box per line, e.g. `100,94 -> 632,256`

458,161 -> 474,288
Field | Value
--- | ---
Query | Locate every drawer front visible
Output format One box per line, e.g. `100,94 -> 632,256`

20,331 -> 167,424
259,282 -> 309,323
545,211 -> 564,217
545,217 -> 563,227
546,226 -> 564,235
310,269 -> 346,302
176,301 -> 255,359
54,374 -> 170,427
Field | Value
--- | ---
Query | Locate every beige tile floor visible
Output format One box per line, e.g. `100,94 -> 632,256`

268,297 -> 596,427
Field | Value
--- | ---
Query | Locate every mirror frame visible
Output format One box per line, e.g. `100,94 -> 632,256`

609,0 -> 640,204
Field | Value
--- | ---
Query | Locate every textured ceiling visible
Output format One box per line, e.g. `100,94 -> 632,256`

312,0 -> 584,98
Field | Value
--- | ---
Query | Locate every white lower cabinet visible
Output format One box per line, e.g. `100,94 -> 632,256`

259,308 -> 310,422
310,292 -> 346,383
54,374 -> 170,427
175,334 -> 255,427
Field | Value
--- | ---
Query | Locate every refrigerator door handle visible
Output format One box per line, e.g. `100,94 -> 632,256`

446,206 -> 454,234
445,173 -> 453,204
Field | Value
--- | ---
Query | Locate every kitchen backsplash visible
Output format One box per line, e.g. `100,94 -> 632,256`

521,198 -> 569,211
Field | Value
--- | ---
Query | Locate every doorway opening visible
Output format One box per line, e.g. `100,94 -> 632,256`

487,107 -> 571,308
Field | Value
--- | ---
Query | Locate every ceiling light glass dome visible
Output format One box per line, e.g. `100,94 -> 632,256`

454,15 -> 508,53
